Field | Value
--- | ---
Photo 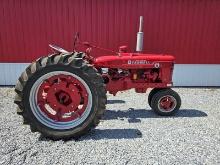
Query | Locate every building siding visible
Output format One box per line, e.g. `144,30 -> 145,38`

0,0 -> 220,86
1,64 -> 220,86
0,0 -> 220,63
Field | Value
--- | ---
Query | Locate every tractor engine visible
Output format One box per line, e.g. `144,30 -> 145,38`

130,69 -> 159,82
102,68 -> 161,95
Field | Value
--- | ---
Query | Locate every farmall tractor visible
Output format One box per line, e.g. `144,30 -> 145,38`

14,17 -> 181,140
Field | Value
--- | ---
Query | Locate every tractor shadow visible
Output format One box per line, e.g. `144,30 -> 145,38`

38,128 -> 142,141
104,108 -> 208,123
79,128 -> 142,141
107,99 -> 126,104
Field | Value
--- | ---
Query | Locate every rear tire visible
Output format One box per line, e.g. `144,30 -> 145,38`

14,52 -> 107,140
151,89 -> 181,116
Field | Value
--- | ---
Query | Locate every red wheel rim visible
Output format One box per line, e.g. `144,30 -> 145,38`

37,74 -> 88,122
158,95 -> 177,112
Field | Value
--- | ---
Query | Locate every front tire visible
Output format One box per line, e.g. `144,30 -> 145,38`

14,53 -> 106,140
151,89 -> 181,116
148,88 -> 164,108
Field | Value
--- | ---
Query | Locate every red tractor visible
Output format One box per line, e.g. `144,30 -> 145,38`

14,17 -> 181,140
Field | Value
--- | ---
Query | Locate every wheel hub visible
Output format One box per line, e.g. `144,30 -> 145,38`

37,74 -> 88,122
158,95 -> 176,112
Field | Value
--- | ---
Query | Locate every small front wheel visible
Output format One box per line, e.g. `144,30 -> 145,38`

151,89 -> 181,116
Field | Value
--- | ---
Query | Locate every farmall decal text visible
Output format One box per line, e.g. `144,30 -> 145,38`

128,60 -> 151,65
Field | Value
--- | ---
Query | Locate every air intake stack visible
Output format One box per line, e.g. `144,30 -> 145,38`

136,16 -> 144,52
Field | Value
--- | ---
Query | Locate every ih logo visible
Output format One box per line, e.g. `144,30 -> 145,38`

128,60 -> 151,65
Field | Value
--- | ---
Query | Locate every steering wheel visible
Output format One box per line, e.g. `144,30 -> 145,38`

73,32 -> 80,50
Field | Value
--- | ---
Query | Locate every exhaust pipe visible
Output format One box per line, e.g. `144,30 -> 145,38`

136,16 -> 144,52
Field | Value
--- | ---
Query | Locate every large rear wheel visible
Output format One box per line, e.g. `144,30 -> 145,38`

14,53 -> 106,140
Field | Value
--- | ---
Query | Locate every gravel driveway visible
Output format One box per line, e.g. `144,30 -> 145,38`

0,87 -> 219,165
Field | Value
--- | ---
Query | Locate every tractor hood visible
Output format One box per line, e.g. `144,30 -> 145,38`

94,53 -> 175,69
